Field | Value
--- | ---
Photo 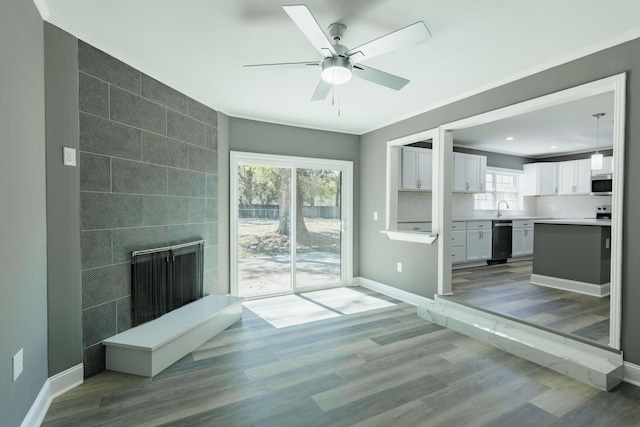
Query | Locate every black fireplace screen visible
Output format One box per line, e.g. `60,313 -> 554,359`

131,240 -> 204,327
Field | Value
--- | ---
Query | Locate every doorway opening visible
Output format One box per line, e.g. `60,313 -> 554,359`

230,152 -> 353,299
438,74 -> 626,350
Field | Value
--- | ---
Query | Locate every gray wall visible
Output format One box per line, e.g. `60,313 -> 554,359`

229,118 -> 361,277
454,146 -> 534,170
0,1 -> 49,425
44,23 -> 83,377
537,148 -> 614,163
78,41 -> 221,378
360,36 -> 640,362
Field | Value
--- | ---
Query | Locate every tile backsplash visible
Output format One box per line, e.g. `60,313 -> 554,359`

398,192 -> 432,220
398,191 -> 611,221
535,195 -> 612,218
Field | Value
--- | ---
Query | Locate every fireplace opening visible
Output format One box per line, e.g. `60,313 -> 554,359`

131,240 -> 204,327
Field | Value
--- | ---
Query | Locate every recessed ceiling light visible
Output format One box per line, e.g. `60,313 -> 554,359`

506,137 -> 514,141
551,146 -> 557,149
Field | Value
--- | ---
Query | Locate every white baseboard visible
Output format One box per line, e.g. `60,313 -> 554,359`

49,364 -> 84,399
354,277 -> 433,306
21,364 -> 83,427
624,362 -> 640,387
530,274 -> 610,297
21,379 -> 50,427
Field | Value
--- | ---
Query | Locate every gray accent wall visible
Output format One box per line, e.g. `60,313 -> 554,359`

229,118 -> 361,277
360,36 -> 640,362
44,23 -> 83,377
0,1 -> 49,425
78,41 -> 221,378
454,146 -> 534,170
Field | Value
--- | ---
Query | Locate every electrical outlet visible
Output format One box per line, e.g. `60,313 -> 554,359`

13,348 -> 23,382
397,262 -> 403,272
373,212 -> 378,221
63,147 -> 76,166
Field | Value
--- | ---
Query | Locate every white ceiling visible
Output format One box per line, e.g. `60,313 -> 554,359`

454,92 -> 615,158
40,0 -> 640,136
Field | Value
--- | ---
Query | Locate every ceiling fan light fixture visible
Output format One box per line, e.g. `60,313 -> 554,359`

321,57 -> 352,85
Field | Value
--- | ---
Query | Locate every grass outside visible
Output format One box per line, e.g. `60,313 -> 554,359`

238,218 -> 340,259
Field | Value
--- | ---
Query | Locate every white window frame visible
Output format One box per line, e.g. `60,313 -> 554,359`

474,167 -> 523,211
230,151 -> 354,298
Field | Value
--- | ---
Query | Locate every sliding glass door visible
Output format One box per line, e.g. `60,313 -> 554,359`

231,153 -> 352,298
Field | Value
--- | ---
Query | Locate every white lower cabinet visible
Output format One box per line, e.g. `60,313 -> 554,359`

466,229 -> 492,261
451,223 -> 467,264
512,220 -> 534,257
451,246 -> 466,263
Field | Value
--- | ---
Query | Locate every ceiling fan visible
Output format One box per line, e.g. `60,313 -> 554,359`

244,4 -> 431,101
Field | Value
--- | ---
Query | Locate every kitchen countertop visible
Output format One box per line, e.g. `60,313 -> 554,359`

398,216 -> 549,223
534,218 -> 612,226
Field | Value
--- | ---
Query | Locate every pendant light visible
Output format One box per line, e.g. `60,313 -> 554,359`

591,113 -> 604,170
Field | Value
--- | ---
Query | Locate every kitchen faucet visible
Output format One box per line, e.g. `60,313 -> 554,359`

497,200 -> 509,217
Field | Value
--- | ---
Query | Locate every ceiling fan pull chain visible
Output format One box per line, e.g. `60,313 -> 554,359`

331,83 -> 335,106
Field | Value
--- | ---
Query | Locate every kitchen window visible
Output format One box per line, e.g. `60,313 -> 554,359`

474,169 -> 521,210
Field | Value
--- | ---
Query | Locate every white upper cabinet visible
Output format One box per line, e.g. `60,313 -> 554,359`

401,147 -> 432,191
524,159 -> 597,196
522,162 -> 558,196
479,155 -> 487,193
453,152 -> 486,193
558,159 -> 591,195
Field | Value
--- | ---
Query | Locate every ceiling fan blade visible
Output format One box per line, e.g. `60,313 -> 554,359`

283,5 -> 337,58
352,65 -> 409,90
311,79 -> 332,101
346,21 -> 431,63
244,61 -> 320,70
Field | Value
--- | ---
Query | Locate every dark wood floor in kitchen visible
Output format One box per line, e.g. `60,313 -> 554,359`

42,287 -> 640,427
449,260 -> 610,346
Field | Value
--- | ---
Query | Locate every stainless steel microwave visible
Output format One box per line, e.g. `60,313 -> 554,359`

591,174 -> 613,195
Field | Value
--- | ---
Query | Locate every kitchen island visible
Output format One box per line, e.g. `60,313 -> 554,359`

531,219 -> 611,297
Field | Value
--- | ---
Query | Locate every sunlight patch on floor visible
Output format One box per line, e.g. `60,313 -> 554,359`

243,287 -> 397,328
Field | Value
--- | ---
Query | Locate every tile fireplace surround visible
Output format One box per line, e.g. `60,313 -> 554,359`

78,40 -> 220,378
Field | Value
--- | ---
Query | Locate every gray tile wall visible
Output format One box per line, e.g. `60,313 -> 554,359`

78,41 -> 219,378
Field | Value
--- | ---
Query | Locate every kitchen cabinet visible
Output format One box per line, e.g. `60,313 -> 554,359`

397,222 -> 431,232
466,221 -> 492,261
451,222 -> 467,264
522,162 -> 558,196
453,153 -> 487,193
512,220 -> 534,257
402,147 -> 432,190
558,159 -> 591,195
466,229 -> 492,261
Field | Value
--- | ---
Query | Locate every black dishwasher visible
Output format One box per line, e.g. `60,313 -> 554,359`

490,220 -> 513,264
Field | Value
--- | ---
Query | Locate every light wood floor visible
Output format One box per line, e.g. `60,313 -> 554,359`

43,287 -> 640,427
449,261 -> 610,346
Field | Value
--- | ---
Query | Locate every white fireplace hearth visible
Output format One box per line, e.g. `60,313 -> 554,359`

102,294 -> 243,377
